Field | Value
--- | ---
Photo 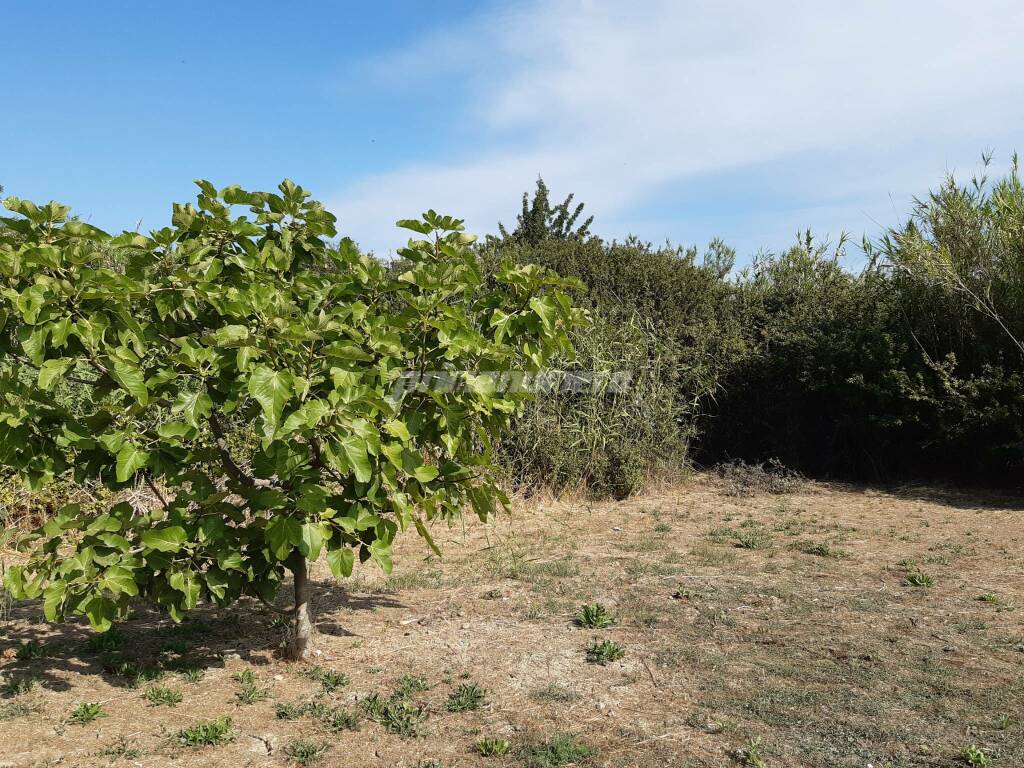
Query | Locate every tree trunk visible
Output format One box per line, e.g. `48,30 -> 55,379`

285,557 -> 314,661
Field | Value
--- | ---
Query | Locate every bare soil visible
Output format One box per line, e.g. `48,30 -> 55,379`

1,474 -> 1022,767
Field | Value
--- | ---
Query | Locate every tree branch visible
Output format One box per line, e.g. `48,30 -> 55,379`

143,475 -> 169,508
208,411 -> 274,489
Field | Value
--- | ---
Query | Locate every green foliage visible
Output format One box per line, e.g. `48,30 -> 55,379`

174,716 -> 234,747
233,669 -> 269,704
497,177 -> 593,246
311,702 -> 361,732
518,734 -> 593,768
584,638 -> 625,665
474,737 -> 511,756
360,692 -> 428,737
0,181 -> 580,634
284,739 -> 328,766
15,640 -> 44,660
445,681 -> 485,712
143,684 -> 182,706
736,737 -> 770,768
2,675 -> 39,696
959,745 -> 992,768
575,603 -> 615,629
68,702 -> 105,724
904,569 -> 934,588
299,665 -> 349,692
275,701 -> 306,720
393,673 -> 430,698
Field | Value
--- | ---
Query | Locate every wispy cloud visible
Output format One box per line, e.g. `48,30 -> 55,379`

329,0 -> 1024,256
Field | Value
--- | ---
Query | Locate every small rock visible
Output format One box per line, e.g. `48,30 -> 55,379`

461,623 -> 471,630
273,674 -> 283,681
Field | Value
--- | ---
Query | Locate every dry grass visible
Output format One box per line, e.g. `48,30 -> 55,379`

1,474 -> 1023,767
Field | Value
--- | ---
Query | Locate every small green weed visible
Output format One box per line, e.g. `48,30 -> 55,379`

904,570 -> 934,588
360,693 -> 427,738
959,745 -> 992,767
69,702 -> 106,725
519,734 -> 593,767
174,716 -> 235,747
2,675 -> 39,696
276,701 -> 307,720
15,641 -> 45,660
735,737 -> 769,768
99,736 -> 142,760
575,603 -> 616,629
585,639 -> 625,665
233,669 -> 269,704
144,684 -> 183,707
475,737 -> 511,756
300,665 -> 350,692
284,738 -> 327,766
795,540 -> 848,558
394,673 -> 430,698
310,702 -> 361,732
446,682 -> 486,712
178,666 -> 205,683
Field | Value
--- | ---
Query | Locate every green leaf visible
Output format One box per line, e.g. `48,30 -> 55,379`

101,565 -> 139,597
110,358 -> 149,405
396,218 -> 433,235
413,465 -> 439,484
265,515 -> 302,561
327,547 -> 354,579
298,522 -> 326,560
168,568 -> 200,609
248,366 -> 293,431
341,435 -> 372,483
80,594 -> 117,633
141,525 -> 188,553
384,419 -> 412,442
173,391 -> 212,427
37,359 -> 73,391
43,581 -> 66,621
156,421 -> 194,439
115,444 -> 149,482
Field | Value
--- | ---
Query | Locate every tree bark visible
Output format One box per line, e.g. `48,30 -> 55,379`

285,557 -> 314,661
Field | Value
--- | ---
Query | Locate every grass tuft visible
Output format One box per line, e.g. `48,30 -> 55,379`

575,603 -> 616,629
284,738 -> 328,766
144,684 -> 183,707
69,702 -> 106,725
585,639 -> 625,665
174,716 -> 234,747
519,734 -> 594,768
446,682 -> 486,712
475,737 -> 511,756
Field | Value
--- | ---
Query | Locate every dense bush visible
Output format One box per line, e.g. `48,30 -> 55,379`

495,164 -> 1024,490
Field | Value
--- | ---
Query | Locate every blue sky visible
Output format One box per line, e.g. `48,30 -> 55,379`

5,1 -> 1024,265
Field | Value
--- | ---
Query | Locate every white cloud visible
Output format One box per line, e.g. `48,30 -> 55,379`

329,0 -> 1024,256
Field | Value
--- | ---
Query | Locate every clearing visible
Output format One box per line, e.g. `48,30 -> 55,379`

1,474 -> 1022,767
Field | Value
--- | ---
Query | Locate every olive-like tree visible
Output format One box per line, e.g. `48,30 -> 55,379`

0,181 -> 581,659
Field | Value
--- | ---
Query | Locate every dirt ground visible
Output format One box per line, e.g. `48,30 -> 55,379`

1,474 -> 1022,768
